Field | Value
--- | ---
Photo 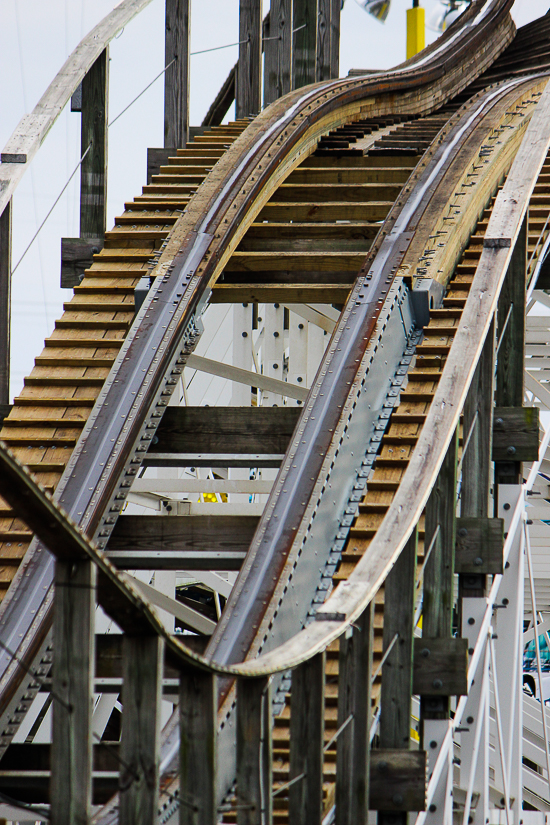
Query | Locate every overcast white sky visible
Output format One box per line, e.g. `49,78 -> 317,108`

0,0 -> 548,398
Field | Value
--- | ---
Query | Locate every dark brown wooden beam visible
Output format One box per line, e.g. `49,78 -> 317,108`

180,668 -> 217,825
492,405 -> 539,462
369,750 -> 427,812
293,0 -> 318,89
154,405 -> 300,454
0,201 -> 11,404
455,517 -> 504,575
61,236 -> 104,288
165,0 -> 190,148
237,0 -> 262,119
330,0 -> 341,79
106,514 -> 259,570
236,677 -> 273,825
413,638 -> 468,697
211,283 -> 351,304
80,48 -> 108,240
317,0 -> 331,81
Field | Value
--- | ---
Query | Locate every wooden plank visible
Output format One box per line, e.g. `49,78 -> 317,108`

0,201 -> 11,405
119,634 -> 163,824
61,237 -> 104,288
165,0 -> 190,148
492,405 -> 540,462
289,652 -> 325,824
80,48 -> 108,239
264,0 -> 292,106
336,603 -> 374,825
455,517 -> 504,575
316,0 -> 331,82
236,677 -> 273,825
154,405 -> 300,453
330,0 -> 340,79
379,529 -> 416,749
147,147 -> 178,184
211,284 -> 351,304
369,750 -> 427,812
179,668 -> 217,825
237,0 -> 262,119
412,638 -> 468,696
50,559 -> 96,824
423,429 -> 458,639
293,0 -> 318,89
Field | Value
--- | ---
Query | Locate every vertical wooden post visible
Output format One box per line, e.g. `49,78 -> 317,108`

180,668 -> 217,825
293,0 -> 318,90
316,0 -> 331,82
495,217 -> 527,486
330,0 -> 340,79
165,0 -> 191,148
421,429 -> 458,721
289,652 -> 325,824
336,603 -> 374,825
80,48 -> 108,240
376,531 -> 416,825
0,201 -> 11,405
237,0 -> 262,119
264,0 -> 293,106
50,560 -> 96,825
119,634 -> 164,824
236,676 -> 273,825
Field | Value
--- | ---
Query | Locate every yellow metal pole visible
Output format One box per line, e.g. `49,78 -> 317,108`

406,2 -> 425,60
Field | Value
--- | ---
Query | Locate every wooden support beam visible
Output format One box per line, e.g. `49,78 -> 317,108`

155,405 -> 300,454
293,0 -> 318,89
236,677 -> 273,825
369,750 -> 427,812
316,0 -> 331,82
413,638 -> 468,696
119,634 -> 163,824
237,0 -> 262,119
492,406 -> 540,462
455,517 -> 504,575
495,216 -> 527,485
264,0 -> 292,106
165,0 -> 190,148
0,201 -> 11,404
51,560 -> 96,825
421,429 -> 458,719
179,668 -> 217,825
336,603 -> 374,825
80,48 -> 108,240
377,531 -> 416,825
330,0 -> 340,79
61,236 -> 104,288
459,319 -> 495,598
289,652 -> 325,824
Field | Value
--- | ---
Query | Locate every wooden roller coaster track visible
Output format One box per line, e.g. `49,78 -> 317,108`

2,1 -> 550,823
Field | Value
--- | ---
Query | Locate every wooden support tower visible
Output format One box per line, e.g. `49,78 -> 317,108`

165,0 -> 191,148
237,0 -> 263,119
80,48 -> 108,241
293,0 -> 318,89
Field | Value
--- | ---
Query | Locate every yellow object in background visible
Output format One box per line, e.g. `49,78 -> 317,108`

407,5 -> 425,60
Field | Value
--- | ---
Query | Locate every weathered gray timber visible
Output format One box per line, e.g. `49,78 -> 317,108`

60,236 -> 103,288
317,0 -> 331,82
0,202 -> 11,404
165,0 -> 190,147
492,405 -> 540,462
330,0 -> 340,79
289,653 -> 325,824
336,603 -> 374,825
423,430 -> 458,639
80,48 -> 108,239
236,677 -> 273,825
154,406 -> 300,454
50,560 -> 96,824
179,669 -> 217,825
264,0 -> 293,106
119,634 -> 163,824
413,638 -> 468,696
293,0 -> 318,89
495,216 -> 527,485
237,0 -> 262,119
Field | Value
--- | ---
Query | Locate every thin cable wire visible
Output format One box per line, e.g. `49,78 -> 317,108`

108,59 -> 176,127
191,39 -> 248,56
11,144 -> 92,276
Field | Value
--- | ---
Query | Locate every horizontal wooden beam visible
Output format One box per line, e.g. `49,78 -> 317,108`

412,638 -> 468,696
106,514 -> 258,570
210,284 -> 351,304
153,406 -> 300,454
369,750 -> 427,811
455,516 -> 504,575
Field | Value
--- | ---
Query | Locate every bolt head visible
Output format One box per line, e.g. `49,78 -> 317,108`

474,557 -> 484,566
506,445 -> 516,456
432,678 -> 443,690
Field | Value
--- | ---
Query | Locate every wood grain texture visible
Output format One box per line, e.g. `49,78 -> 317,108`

336,603 -> 374,825
455,517 -> 504,575
165,0 -> 190,148
236,677 -> 272,825
316,0 -> 331,82
492,405 -> 539,461
369,750 -> 427,812
51,559 -> 96,825
179,669 -> 217,825
289,652 -> 325,823
413,637 -> 468,696
237,0 -> 262,119
264,0 -> 292,106
80,48 -> 108,239
119,634 -> 163,824
0,202 -> 11,405
293,0 -> 318,89
329,0 -> 340,80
